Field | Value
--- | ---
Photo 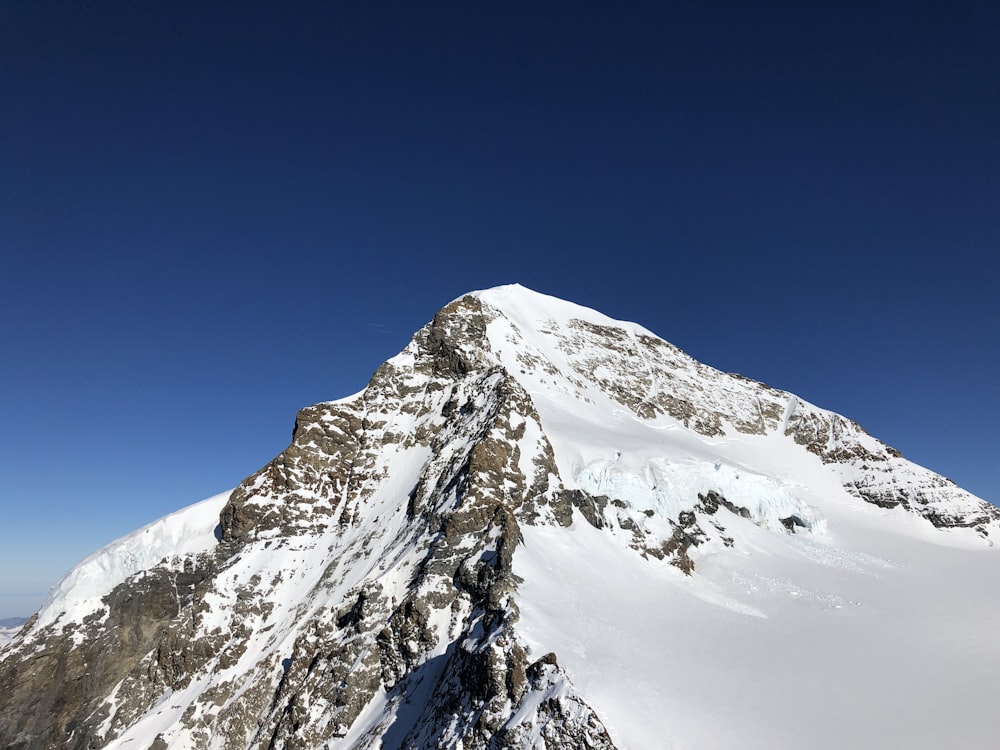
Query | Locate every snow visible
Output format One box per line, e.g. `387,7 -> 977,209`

31,489 -> 232,635
576,454 -> 824,532
514,510 -> 1000,750
0,624 -> 22,649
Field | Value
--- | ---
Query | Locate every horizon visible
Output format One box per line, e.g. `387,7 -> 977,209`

2,3 -> 998,619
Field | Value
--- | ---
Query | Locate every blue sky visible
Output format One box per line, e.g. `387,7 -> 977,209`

1,2 -> 997,619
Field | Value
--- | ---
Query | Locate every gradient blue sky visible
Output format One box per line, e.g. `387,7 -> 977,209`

1,2 -> 997,619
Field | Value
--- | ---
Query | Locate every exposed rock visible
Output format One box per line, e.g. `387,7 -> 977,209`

780,515 -> 808,533
697,490 -> 751,519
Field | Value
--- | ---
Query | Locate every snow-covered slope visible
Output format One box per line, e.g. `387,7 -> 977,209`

1,284 -> 997,750
0,619 -> 26,649
32,491 -> 232,638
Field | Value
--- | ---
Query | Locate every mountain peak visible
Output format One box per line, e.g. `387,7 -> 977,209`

2,288 -> 997,750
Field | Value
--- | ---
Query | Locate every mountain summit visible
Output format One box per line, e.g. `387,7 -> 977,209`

3,284 -> 998,750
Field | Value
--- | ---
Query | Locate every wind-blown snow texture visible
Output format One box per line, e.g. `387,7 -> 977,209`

2,284 -> 998,750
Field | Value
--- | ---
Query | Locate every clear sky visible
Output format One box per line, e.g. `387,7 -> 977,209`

1,2 -> 997,619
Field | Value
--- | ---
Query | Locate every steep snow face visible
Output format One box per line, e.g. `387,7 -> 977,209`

2,284 -> 997,750
0,622 -> 24,649
30,491 -> 232,637
575,455 -> 825,533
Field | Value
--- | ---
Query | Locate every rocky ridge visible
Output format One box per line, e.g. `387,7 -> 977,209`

1,284 -> 996,750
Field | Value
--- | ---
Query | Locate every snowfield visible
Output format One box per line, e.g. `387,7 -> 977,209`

514,460 -> 1000,749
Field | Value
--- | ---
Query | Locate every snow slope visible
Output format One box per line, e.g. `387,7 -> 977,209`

0,621 -> 25,649
32,490 -> 232,636
511,423 -> 1000,749
515,515 -> 1000,749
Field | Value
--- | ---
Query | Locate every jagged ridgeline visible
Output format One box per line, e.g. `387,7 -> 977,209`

2,285 -> 997,750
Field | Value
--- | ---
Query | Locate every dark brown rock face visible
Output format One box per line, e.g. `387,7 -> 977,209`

0,556 -> 220,750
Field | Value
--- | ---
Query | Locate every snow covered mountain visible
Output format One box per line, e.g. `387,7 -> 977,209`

2,284 -> 998,750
